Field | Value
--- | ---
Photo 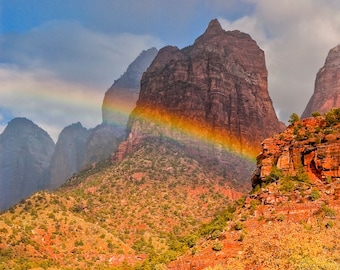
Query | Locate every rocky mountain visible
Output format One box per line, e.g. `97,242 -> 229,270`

117,19 -> 283,188
302,45 -> 340,118
0,118 -> 55,210
48,122 -> 89,189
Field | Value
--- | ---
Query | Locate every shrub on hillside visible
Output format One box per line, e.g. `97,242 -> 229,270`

288,113 -> 300,125
212,241 -> 223,251
310,188 -> 320,201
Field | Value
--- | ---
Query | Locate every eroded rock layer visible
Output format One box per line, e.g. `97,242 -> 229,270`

252,115 -> 340,187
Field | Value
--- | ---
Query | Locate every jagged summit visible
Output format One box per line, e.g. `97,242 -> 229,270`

202,19 -> 224,35
3,117 -> 49,138
302,44 -> 340,118
194,19 -> 253,47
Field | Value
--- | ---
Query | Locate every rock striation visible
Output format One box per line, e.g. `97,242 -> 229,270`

116,19 -> 283,188
252,112 -> 340,187
302,45 -> 340,118
0,118 -> 55,210
48,123 -> 89,189
247,112 -> 340,233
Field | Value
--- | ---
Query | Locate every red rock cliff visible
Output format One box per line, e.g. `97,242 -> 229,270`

253,113 -> 340,187
115,20 -> 283,189
131,19 -> 282,156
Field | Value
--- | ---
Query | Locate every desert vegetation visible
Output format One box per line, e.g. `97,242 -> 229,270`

0,138 -> 240,269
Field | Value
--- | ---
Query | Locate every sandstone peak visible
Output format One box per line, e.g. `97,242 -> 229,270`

118,20 -> 283,189
134,20 -> 282,156
302,44 -> 340,118
203,19 -> 224,36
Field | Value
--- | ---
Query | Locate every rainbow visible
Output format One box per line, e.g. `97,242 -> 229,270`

104,101 -> 259,162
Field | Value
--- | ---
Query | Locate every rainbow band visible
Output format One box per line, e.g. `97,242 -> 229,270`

129,104 -> 258,162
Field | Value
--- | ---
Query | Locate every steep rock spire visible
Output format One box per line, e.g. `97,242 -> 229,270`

115,19 -> 283,189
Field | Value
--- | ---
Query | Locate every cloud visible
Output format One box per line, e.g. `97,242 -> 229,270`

0,64 -> 104,141
0,21 -> 163,140
219,0 -> 340,121
0,21 -> 163,88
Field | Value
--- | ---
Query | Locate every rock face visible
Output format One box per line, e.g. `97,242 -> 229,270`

302,45 -> 340,118
48,123 -> 89,189
252,114 -> 340,187
102,47 -> 158,126
116,19 -> 283,188
0,118 -> 55,210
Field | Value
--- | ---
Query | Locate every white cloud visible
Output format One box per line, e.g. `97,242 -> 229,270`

0,64 -> 102,141
0,21 -> 163,140
219,0 -> 340,121
1,21 -> 163,88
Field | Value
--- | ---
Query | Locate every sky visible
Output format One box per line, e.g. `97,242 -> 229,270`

1,0 -> 340,141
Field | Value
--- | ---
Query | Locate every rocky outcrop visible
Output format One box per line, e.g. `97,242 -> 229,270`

302,45 -> 340,118
48,123 -> 89,189
102,47 -> 158,126
116,19 -> 283,188
252,114 -> 340,187
0,118 -> 55,210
